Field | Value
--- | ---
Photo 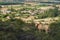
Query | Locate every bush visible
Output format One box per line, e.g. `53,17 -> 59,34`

49,21 -> 60,40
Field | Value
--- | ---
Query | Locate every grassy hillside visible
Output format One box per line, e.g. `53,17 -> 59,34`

0,4 -> 60,40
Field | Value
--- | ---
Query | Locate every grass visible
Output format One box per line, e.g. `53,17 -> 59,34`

6,4 -> 49,9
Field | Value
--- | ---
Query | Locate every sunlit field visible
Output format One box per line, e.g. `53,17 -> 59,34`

0,3 -> 60,40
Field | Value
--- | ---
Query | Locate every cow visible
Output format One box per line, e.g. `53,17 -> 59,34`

35,22 -> 49,33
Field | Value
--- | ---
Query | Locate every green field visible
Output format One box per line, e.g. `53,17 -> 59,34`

0,4 -> 60,40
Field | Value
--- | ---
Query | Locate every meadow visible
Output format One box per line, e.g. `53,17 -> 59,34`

0,4 -> 60,40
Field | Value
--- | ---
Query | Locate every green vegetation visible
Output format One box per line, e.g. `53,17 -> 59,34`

37,6 -> 60,19
0,2 -> 24,5
0,4 -> 60,40
49,21 -> 60,40
0,17 -> 60,40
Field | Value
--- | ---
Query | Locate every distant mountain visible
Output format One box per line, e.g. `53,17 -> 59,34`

0,0 -> 60,3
